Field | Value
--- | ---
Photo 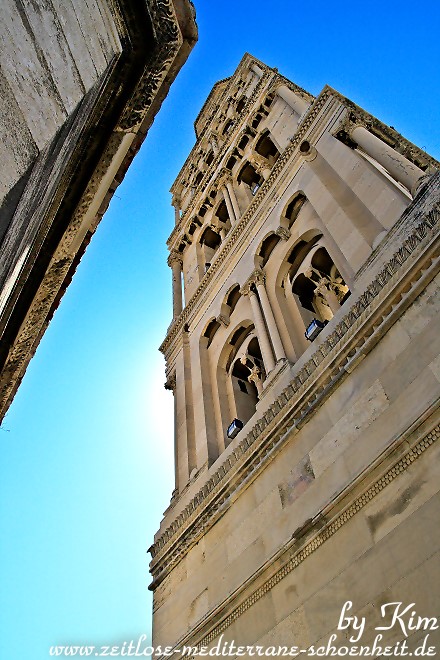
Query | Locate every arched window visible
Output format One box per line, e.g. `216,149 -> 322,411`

236,97 -> 246,114
237,162 -> 263,195
203,318 -> 221,348
291,243 -> 350,326
284,193 -> 306,229
238,134 -> 250,151
227,333 -> 264,433
222,120 -> 234,135
254,132 -> 279,163
226,285 -> 241,315
200,226 -> 222,271
257,233 -> 280,267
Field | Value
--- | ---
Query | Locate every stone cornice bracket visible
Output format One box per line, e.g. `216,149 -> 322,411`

164,372 -> 176,392
167,250 -> 183,268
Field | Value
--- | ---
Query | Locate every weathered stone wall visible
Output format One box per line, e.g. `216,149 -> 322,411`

0,0 -> 197,421
0,0 -> 121,242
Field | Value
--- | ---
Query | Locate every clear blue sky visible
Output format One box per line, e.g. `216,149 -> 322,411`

1,2 -> 439,658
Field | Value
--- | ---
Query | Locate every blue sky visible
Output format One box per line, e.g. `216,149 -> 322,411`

1,2 -> 439,658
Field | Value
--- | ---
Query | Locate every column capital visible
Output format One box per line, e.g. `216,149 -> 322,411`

251,268 -> 266,287
167,250 -> 183,268
276,226 -> 291,241
241,269 -> 266,295
218,168 -> 233,185
240,280 -> 254,297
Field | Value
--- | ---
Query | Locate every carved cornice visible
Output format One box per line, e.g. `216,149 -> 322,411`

119,0 -> 183,131
150,195 -> 439,584
332,103 -> 439,173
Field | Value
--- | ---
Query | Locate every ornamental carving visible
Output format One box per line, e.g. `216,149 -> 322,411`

119,0 -> 182,130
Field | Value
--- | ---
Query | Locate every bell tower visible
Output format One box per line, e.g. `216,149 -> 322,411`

151,54 -> 440,652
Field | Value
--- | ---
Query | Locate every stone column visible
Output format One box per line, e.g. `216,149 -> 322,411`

349,125 -> 426,195
222,186 -> 237,224
253,270 -> 286,363
165,373 -> 179,491
251,63 -> 264,78
241,282 -> 276,373
299,140 -> 384,247
168,250 -> 183,318
171,196 -> 181,226
211,136 -> 219,155
276,84 -> 309,117
225,179 -> 241,222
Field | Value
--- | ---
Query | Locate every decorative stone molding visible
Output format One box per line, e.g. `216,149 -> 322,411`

334,110 -> 438,174
150,195 -> 439,581
119,0 -> 183,131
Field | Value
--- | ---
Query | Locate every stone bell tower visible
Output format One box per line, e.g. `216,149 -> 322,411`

151,54 -> 440,653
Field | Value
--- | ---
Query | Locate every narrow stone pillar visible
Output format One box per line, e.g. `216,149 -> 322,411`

222,186 -> 237,224
277,84 -> 309,117
168,251 -> 183,318
225,179 -> 241,222
350,125 -> 426,195
171,196 -> 181,226
253,271 -> 286,362
165,373 -> 179,492
211,136 -> 219,155
242,282 -> 276,373
300,141 -> 384,247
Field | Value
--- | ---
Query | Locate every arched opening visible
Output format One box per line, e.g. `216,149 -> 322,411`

222,119 -> 234,135
236,97 -> 246,114
226,284 -> 241,316
238,134 -> 250,151
257,233 -> 280,267
206,150 -> 214,166
194,171 -> 203,186
237,162 -> 263,196
203,318 -> 221,348
291,243 -> 350,329
227,333 -> 264,433
283,193 -> 307,229
200,226 -> 222,271
254,132 -> 279,164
